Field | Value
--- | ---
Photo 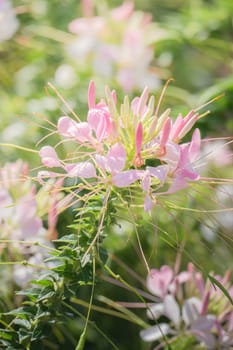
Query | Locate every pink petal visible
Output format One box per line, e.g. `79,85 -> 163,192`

135,122 -> 143,155
65,162 -> 96,178
111,90 -> 117,104
69,17 -> 104,35
88,80 -> 96,109
58,117 -> 91,143
95,154 -> 106,171
178,111 -> 198,140
111,1 -> 134,21
170,113 -> 183,141
39,146 -> 61,168
87,107 -> 111,141
147,266 -> 173,298
192,330 -> 216,349
158,141 -> 180,169
48,198 -> 58,233
15,194 -> 43,238
189,128 -> 201,162
191,315 -> 216,333
131,97 -> 140,115
81,0 -> 94,17
160,117 -> 171,147
168,176 -> 188,194
201,292 -> 211,316
147,165 -> 169,184
136,86 -> 149,117
141,171 -> 151,191
112,170 -> 143,187
105,143 -> 126,174
144,193 -> 154,212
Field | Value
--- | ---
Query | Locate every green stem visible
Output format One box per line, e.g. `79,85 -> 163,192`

70,297 -> 146,327
75,250 -> 96,350
0,143 -> 38,153
62,302 -> 119,350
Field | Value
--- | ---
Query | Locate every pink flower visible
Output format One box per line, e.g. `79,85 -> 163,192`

67,2 -> 161,92
142,264 -> 233,348
147,265 -> 174,298
39,81 -> 204,212
13,191 -> 43,240
159,128 -> 201,193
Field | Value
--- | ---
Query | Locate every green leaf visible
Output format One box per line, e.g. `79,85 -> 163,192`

13,319 -> 31,330
208,274 -> 233,305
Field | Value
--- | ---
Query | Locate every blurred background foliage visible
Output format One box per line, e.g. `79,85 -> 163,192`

0,0 -> 233,164
0,1 -> 233,349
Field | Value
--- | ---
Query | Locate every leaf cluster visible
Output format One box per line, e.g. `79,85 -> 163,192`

0,192 -> 114,349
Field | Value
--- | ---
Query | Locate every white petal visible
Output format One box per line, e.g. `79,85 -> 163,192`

146,303 -> 164,319
191,315 -> 216,332
164,295 -> 180,326
140,323 -> 170,342
192,330 -> 216,349
182,297 -> 202,326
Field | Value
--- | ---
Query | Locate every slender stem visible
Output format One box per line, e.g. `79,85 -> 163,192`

0,240 -> 57,251
0,143 -> 38,153
103,264 -> 150,310
101,275 -> 159,302
97,295 -> 148,328
75,250 -> 96,350
0,260 -> 51,270
62,302 -> 120,350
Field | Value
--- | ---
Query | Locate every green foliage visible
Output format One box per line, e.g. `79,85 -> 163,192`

0,190 -> 114,349
0,1 -> 233,349
164,334 -> 202,350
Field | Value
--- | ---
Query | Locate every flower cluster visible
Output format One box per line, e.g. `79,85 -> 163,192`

0,0 -> 19,42
66,0 -> 164,92
141,263 -> 233,349
39,81 -> 202,212
0,160 -> 64,286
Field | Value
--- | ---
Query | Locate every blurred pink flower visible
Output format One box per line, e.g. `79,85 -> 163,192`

67,1 -> 163,92
141,263 -> 233,349
0,160 -> 67,287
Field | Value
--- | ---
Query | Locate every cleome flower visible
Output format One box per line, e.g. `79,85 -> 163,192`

140,263 -> 233,349
66,0 -> 165,92
0,160 -> 67,287
39,81 -> 203,211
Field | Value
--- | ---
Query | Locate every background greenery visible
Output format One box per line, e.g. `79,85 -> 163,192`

0,1 -> 232,349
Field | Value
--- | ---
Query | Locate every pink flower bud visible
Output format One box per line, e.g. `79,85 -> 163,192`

39,146 -> 61,168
